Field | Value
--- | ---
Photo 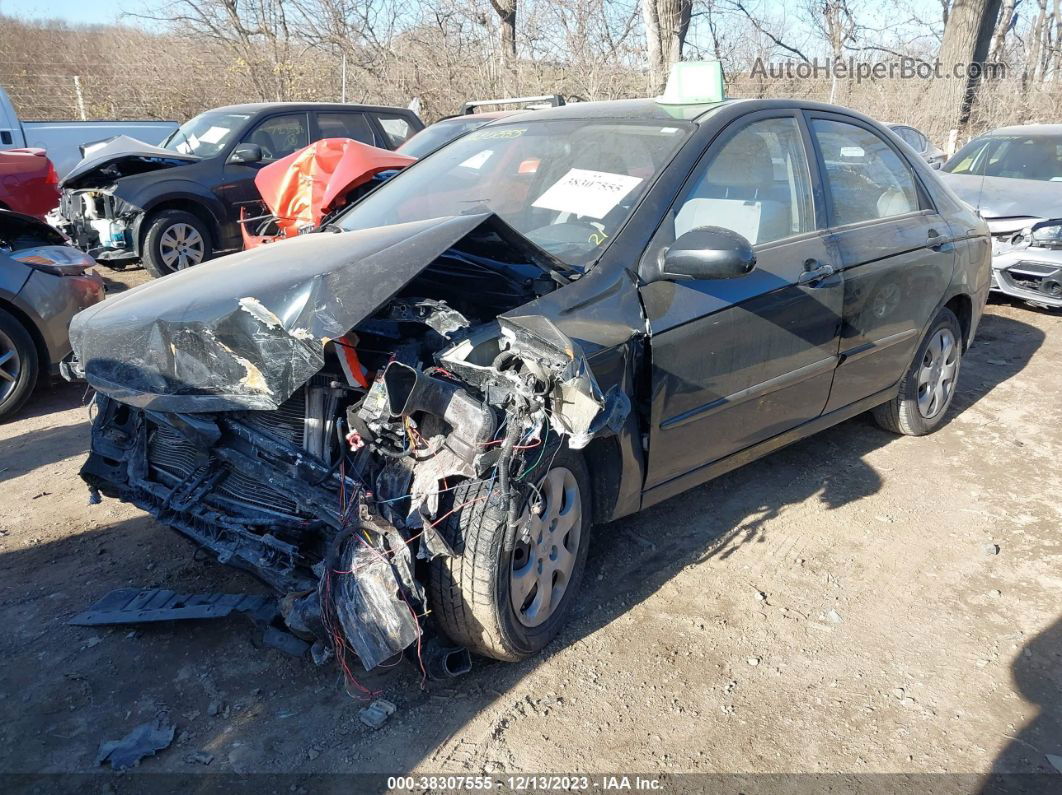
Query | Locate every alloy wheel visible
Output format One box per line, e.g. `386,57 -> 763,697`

0,327 -> 22,404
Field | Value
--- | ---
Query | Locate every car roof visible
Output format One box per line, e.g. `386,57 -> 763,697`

435,110 -> 521,124
201,102 -> 415,116
982,123 -> 1062,137
494,97 -> 732,124
478,97 -> 890,126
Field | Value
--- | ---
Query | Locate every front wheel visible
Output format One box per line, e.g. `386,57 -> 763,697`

0,307 -> 39,421
428,447 -> 592,661
873,307 -> 962,436
141,209 -> 213,278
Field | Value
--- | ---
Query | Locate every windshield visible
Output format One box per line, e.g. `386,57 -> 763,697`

398,117 -> 492,159
339,119 -> 692,267
943,134 -> 1062,181
162,111 -> 252,158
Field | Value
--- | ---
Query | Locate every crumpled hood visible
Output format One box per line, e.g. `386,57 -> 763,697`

940,172 -> 1062,220
61,135 -> 199,189
70,213 -> 494,412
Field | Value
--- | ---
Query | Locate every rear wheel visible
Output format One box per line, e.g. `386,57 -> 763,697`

0,308 -> 39,421
428,447 -> 592,661
142,209 -> 212,278
873,307 -> 962,436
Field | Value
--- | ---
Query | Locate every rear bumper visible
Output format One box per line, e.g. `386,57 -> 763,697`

991,249 -> 1062,308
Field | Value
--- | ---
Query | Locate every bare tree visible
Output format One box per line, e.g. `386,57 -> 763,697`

805,0 -> 857,101
642,0 -> 693,94
989,0 -> 1016,60
926,0 -> 1003,132
490,0 -> 518,62
133,0 -> 301,102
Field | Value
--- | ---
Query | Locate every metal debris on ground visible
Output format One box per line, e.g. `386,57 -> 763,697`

95,719 -> 175,770
69,587 -> 308,657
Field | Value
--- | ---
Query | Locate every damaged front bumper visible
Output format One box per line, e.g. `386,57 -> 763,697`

991,254 -> 1062,307
991,239 -> 1062,308
53,189 -> 140,263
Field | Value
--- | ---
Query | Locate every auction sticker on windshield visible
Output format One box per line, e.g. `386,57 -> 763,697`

532,168 -> 643,219
199,126 -> 231,144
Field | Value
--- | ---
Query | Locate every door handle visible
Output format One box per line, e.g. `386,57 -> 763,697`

798,260 -> 836,285
927,228 -> 948,251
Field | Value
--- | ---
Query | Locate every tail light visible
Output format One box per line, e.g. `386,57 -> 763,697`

45,160 -> 59,186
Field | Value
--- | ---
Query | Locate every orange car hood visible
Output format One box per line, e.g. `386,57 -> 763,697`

254,138 -> 415,236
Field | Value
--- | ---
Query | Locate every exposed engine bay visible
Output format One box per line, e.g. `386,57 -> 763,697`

72,214 -> 629,677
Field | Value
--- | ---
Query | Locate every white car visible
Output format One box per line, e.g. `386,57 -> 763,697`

939,124 -> 1062,308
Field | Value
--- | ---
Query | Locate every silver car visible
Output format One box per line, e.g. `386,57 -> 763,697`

939,124 -> 1062,309
0,209 -> 105,418
887,123 -> 947,168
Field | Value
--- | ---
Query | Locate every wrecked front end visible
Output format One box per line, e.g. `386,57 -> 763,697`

989,218 -> 1062,307
54,188 -> 142,264
54,136 -> 198,264
72,214 -> 625,674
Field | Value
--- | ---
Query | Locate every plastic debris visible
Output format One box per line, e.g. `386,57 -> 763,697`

358,698 -> 397,730
95,719 -> 175,770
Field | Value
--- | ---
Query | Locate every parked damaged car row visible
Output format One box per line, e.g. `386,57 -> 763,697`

63,96 -> 990,676
52,102 -> 423,277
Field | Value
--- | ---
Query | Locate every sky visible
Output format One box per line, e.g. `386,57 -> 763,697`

0,0 -> 142,25
0,0 -> 945,47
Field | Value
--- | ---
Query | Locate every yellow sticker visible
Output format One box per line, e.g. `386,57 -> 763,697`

467,128 -> 527,141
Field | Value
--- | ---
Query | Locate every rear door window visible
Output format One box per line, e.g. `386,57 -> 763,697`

894,126 -> 924,152
372,113 -> 416,148
812,118 -> 923,226
316,112 -> 376,146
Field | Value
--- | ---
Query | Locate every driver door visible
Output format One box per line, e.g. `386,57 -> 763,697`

217,112 -> 311,231
639,112 -> 844,493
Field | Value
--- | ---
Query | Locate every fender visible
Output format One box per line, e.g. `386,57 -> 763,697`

0,287 -> 54,365
116,181 -> 230,257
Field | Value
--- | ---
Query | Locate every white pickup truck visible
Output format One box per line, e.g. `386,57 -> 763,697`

0,85 -> 178,178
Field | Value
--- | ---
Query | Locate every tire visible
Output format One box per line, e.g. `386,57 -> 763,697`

873,307 -> 962,436
141,209 -> 213,278
0,307 -> 39,421
428,446 -> 592,661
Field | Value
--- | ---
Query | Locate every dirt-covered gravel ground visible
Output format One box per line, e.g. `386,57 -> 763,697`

1,266 -> 1060,784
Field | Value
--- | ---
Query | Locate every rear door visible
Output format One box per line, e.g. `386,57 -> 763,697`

640,111 -> 844,490
807,113 -> 956,412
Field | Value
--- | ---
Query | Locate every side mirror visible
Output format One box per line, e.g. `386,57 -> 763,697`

662,226 -> 756,280
229,143 -> 263,164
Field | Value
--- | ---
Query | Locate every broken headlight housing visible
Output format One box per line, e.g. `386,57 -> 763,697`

1029,220 -> 1062,250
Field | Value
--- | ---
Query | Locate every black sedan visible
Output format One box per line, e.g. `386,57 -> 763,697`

54,102 -> 423,277
67,96 -> 990,671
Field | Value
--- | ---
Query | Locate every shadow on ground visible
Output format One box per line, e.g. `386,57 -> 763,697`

992,617 -> 1062,776
0,309 -> 1046,777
